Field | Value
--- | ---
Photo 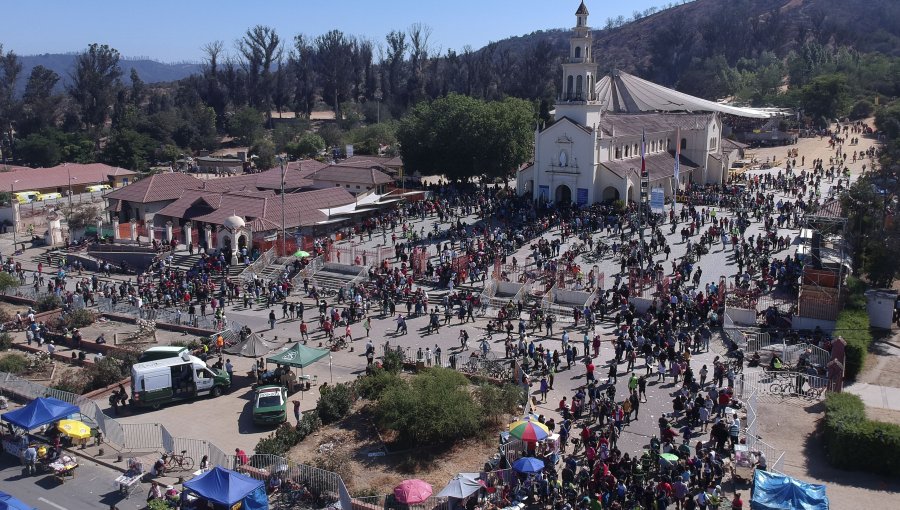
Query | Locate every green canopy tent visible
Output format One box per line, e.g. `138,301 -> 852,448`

265,343 -> 330,398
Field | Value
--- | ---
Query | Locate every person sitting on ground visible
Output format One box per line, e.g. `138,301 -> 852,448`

151,455 -> 167,477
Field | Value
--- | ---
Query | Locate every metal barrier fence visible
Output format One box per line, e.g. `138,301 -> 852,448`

737,370 -> 829,401
353,495 -> 449,510
96,297 -> 224,332
0,371 -> 353,509
240,246 -> 277,282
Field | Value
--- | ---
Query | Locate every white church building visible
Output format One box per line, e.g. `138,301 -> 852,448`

517,1 -> 771,206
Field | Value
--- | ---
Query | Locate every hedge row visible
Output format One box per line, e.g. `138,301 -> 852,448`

835,308 -> 871,379
823,393 -> 900,476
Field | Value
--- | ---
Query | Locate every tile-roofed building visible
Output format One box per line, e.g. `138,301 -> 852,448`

105,173 -> 203,223
0,162 -> 137,196
308,163 -> 394,194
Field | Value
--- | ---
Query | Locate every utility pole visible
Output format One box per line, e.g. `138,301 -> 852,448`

277,155 -> 286,257
10,179 -> 19,252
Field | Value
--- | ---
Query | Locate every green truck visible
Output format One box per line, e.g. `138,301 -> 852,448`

130,353 -> 230,409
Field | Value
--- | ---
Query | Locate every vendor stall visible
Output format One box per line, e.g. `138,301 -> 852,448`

1,398 -> 79,459
182,466 -> 268,510
264,344 -> 329,396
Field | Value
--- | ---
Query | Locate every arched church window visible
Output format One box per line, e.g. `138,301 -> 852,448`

574,47 -> 582,59
575,75 -> 583,99
566,76 -> 574,98
624,145 -> 629,158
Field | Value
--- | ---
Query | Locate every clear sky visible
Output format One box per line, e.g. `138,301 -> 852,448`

3,0 -> 663,62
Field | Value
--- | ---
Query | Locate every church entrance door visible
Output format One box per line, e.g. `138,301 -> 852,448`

555,185 -> 572,204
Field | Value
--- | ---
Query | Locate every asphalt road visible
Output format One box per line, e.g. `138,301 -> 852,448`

0,453 -> 145,510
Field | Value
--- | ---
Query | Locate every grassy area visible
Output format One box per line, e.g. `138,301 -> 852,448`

837,277 -> 874,380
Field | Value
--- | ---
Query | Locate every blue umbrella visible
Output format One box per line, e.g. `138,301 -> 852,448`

512,456 -> 545,474
0,491 -> 37,510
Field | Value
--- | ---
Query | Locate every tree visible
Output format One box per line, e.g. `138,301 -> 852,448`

16,132 -> 62,167
287,132 -> 325,159
101,129 -> 155,170
0,45 -> 22,162
250,138 -> 276,171
397,94 -> 534,180
801,74 -> 849,122
130,68 -> 145,106
290,35 -> 317,117
314,30 -> 354,114
228,106 -> 264,146
19,65 -> 61,136
68,43 -> 122,133
237,25 -> 282,114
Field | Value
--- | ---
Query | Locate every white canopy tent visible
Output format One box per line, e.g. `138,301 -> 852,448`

595,70 -> 773,119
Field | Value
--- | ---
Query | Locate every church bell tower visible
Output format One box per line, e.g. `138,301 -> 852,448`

561,1 -> 597,103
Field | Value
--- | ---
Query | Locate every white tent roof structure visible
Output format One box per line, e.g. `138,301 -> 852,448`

595,70 -> 773,119
224,333 -> 278,358
318,191 -> 391,217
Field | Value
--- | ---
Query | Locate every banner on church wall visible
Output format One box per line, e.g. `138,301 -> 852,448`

539,185 -> 549,200
577,188 -> 589,206
650,187 -> 665,212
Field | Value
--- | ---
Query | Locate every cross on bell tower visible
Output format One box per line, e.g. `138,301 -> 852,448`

561,1 -> 597,103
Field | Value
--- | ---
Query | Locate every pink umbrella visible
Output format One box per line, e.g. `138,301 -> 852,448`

394,479 -> 433,504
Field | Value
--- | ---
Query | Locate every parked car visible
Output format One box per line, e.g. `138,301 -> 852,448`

252,385 -> 288,426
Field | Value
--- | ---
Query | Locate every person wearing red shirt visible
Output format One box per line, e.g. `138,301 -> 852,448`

731,492 -> 744,509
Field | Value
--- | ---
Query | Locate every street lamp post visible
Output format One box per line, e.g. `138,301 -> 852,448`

10,179 -> 20,252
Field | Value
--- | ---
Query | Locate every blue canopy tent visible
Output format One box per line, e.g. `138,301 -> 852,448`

183,466 -> 268,510
1,397 -> 79,431
0,491 -> 38,510
751,470 -> 828,510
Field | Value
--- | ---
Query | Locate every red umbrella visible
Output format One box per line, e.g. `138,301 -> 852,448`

394,479 -> 433,505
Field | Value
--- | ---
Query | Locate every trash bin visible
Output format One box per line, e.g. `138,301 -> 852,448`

865,289 -> 897,329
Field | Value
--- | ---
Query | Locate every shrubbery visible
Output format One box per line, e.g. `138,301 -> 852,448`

81,352 -> 138,392
316,383 -> 354,424
823,392 -> 900,476
64,309 -> 96,329
0,353 -> 29,374
0,332 -> 13,351
374,367 -> 521,446
355,368 -> 402,400
36,294 -> 63,312
837,309 -> 871,379
254,412 -> 321,456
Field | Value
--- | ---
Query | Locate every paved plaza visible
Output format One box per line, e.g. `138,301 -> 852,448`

0,130 -> 879,459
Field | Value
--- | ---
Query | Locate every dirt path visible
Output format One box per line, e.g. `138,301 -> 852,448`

757,399 -> 900,507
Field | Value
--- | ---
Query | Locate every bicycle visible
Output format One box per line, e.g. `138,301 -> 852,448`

164,450 -> 195,472
768,382 -> 794,396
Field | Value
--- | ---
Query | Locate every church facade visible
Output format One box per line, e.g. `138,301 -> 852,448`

517,2 -> 763,206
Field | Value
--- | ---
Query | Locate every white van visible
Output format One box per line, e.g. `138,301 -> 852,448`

130,353 -> 230,409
